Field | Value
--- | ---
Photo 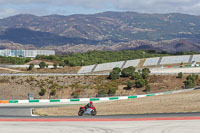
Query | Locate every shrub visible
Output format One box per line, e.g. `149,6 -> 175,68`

39,62 -> 46,69
177,72 -> 183,78
39,88 -> 46,96
108,88 -> 116,95
71,92 -> 80,98
186,74 -> 198,81
184,74 -> 198,88
53,63 -> 57,69
121,66 -> 135,77
97,89 -> 107,97
50,89 -> 56,96
184,80 -> 196,88
27,63 -> 34,71
126,81 -> 135,90
145,84 -> 151,92
135,79 -> 145,88
144,79 -> 149,86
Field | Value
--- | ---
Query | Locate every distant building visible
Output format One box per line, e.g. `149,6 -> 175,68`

0,50 -> 55,58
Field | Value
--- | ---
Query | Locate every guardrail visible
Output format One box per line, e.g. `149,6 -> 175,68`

0,73 -> 110,76
0,65 -> 57,68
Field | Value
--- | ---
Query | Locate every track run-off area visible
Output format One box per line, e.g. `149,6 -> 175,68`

0,114 -> 200,133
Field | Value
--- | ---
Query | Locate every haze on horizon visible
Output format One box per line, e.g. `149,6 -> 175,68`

0,0 -> 200,19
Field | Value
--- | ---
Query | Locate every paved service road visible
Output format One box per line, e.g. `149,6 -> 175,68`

0,120 -> 199,133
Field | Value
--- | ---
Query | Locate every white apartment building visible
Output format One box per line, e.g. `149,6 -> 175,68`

0,50 -> 55,58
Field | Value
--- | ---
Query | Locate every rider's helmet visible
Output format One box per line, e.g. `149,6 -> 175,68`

90,101 -> 93,105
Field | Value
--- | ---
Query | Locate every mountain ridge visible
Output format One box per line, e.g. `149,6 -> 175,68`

0,11 -> 200,53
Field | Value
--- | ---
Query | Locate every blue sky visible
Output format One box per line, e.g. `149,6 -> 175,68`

0,0 -> 200,18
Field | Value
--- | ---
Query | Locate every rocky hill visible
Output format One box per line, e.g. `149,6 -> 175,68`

0,12 -> 200,53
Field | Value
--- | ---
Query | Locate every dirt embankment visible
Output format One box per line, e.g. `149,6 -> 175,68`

0,75 -> 186,100
35,89 -> 200,116
0,75 -> 100,100
13,66 -> 80,74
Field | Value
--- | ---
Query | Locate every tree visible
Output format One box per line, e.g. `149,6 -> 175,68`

109,71 -> 120,80
53,63 -> 57,69
141,72 -> 149,79
161,51 -> 167,54
148,50 -> 156,53
39,62 -> 46,69
108,67 -> 121,80
144,79 -> 149,86
138,69 -> 141,74
141,68 -> 150,79
33,50 -> 170,67
135,79 -> 145,88
121,66 -> 135,77
59,62 -> 66,68
113,67 -> 121,73
27,63 -> 34,71
126,81 -> 135,90
132,72 -> 142,80
142,68 -> 150,74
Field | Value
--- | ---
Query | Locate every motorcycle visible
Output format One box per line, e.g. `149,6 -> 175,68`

78,106 -> 97,116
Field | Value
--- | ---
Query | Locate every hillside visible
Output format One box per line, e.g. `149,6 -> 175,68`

0,75 -> 186,100
1,12 -> 200,53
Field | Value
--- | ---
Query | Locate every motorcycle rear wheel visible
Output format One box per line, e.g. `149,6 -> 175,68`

78,110 -> 84,116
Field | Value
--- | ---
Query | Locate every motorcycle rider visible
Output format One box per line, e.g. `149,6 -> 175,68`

78,101 -> 96,116
84,101 -> 94,111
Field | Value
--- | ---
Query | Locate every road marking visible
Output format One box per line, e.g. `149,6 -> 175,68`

0,101 -> 9,103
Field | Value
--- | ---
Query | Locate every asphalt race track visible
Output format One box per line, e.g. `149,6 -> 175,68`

0,104 -> 76,116
1,105 -> 200,132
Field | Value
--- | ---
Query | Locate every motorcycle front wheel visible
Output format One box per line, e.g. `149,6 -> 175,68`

78,110 -> 84,116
